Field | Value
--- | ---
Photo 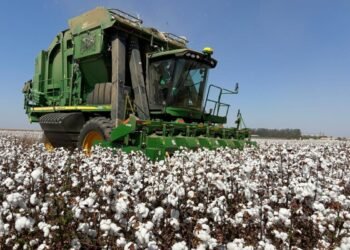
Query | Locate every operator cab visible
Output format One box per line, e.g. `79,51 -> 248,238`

147,49 -> 217,121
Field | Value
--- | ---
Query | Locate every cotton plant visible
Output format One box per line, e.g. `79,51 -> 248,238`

0,134 -> 350,248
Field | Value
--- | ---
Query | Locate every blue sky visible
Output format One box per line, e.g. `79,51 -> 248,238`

0,0 -> 349,136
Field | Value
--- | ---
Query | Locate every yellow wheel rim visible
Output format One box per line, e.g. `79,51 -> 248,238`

82,131 -> 103,155
44,141 -> 54,152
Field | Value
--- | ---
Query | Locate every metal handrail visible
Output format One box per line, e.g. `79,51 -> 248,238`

162,32 -> 188,45
108,8 -> 143,24
203,84 -> 238,118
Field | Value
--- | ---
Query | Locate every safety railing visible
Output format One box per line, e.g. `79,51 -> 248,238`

109,8 -> 143,24
162,32 -> 188,45
203,84 -> 239,118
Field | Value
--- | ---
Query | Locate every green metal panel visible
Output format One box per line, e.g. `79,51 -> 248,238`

68,7 -> 116,35
33,51 -> 46,91
165,107 -> 203,120
109,115 -> 137,142
145,148 -> 163,160
74,28 -> 104,59
80,58 -> 109,95
174,136 -> 200,148
50,48 -> 62,88
233,139 -> 246,149
32,51 -> 47,104
223,139 -> 236,148
216,138 -> 228,147
197,137 -> 213,149
102,116 -> 254,161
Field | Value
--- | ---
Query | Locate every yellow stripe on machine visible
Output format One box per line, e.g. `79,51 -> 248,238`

31,105 -> 112,112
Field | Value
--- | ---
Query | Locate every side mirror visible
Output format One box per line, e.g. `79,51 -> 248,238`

234,82 -> 239,92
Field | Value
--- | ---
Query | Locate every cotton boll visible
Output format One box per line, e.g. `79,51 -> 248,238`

167,194 -> 179,207
196,243 -> 207,250
188,191 -> 195,199
196,230 -> 213,243
294,182 -> 316,199
6,214 -> 13,222
72,206 -> 83,219
214,180 -> 227,191
193,223 -> 217,248
135,203 -> 149,219
31,167 -> 43,182
15,216 -> 34,232
2,201 -> 10,210
100,219 -> 112,232
38,222 -> 51,237
0,220 -> 9,236
100,219 -> 121,236
71,176 -> 79,187
313,201 -> 325,211
169,218 -> 180,231
77,223 -> 89,234
14,172 -> 26,183
336,237 -> 350,250
110,222 -> 121,235
258,241 -> 276,250
278,208 -> 291,226
13,243 -> 21,250
30,193 -> 38,205
40,202 -> 49,215
135,225 -> 151,246
196,203 -> 205,213
100,185 -> 113,195
148,241 -> 159,250
175,185 -> 185,198
172,241 -> 188,250
37,243 -> 49,250
234,211 -> 244,224
124,242 -> 137,250
116,237 -> 126,247
328,224 -> 335,232
343,220 -> 350,229
93,175 -> 101,182
3,177 -> 15,190
79,197 -> 95,209
210,207 -> 222,223
152,207 -> 165,226
29,239 -> 39,247
71,238 -> 81,250
243,164 -> 254,175
113,192 -> 130,220
273,230 -> 288,242
6,193 -> 26,208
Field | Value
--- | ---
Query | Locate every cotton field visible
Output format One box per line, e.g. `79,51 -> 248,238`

0,133 -> 350,249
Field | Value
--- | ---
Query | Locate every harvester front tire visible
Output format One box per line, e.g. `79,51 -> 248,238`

77,117 -> 113,155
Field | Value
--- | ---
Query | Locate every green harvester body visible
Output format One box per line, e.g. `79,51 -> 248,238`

23,7 -> 254,160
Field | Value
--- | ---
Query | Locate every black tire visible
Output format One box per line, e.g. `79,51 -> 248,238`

77,117 -> 114,151
86,83 -> 112,105
39,112 -> 86,148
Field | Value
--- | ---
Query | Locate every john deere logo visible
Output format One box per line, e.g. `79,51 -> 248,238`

81,33 -> 96,52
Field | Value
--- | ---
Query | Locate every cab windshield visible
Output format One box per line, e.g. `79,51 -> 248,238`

148,58 -> 209,110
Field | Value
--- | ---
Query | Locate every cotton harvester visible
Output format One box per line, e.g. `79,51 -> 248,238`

23,7 -> 253,160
